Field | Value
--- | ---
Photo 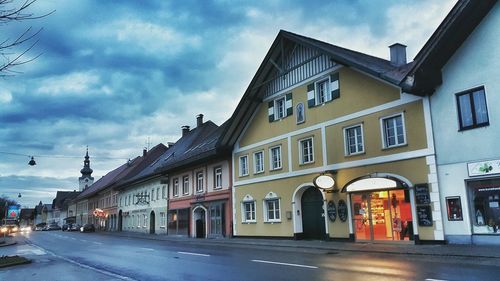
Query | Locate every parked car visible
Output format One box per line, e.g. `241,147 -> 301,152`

34,223 -> 47,231
62,223 -> 72,231
80,223 -> 95,233
69,224 -> 81,232
46,224 -> 61,231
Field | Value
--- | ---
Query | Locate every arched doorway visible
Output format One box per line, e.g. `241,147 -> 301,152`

301,187 -> 326,240
193,207 -> 206,238
118,210 -> 122,231
150,211 -> 155,234
343,174 -> 415,242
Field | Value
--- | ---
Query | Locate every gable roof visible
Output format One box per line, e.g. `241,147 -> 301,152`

218,29 -> 411,147
402,0 -> 497,95
52,191 -> 80,210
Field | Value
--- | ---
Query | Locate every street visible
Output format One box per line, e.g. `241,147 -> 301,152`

1,231 -> 499,281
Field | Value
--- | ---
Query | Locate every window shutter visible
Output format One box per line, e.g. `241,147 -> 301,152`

307,83 -> 316,108
330,73 -> 340,100
285,92 -> 293,116
268,101 -> 275,122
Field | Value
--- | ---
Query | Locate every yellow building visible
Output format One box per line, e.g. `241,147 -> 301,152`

221,31 -> 444,243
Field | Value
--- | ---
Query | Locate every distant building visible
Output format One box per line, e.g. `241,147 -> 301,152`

52,191 -> 80,226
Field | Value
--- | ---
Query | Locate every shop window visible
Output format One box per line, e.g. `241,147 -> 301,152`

468,179 -> 500,234
456,86 -> 489,130
160,212 -> 166,228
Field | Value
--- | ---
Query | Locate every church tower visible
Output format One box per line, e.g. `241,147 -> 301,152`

78,147 -> 94,191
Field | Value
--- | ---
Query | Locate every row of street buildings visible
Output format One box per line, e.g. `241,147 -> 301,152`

44,0 -> 499,245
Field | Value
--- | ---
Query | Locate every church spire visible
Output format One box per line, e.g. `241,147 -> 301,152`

79,146 -> 94,191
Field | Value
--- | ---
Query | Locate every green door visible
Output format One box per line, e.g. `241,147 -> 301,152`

301,187 -> 326,239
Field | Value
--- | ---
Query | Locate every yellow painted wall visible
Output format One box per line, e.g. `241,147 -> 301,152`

326,100 -> 428,164
234,139 -> 288,181
290,129 -> 323,170
239,67 -> 401,147
234,157 -> 437,241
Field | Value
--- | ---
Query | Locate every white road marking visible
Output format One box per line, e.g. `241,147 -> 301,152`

93,242 -> 103,245
426,279 -> 449,281
29,243 -> 137,281
80,239 -> 88,242
139,247 -> 155,251
71,238 -> 77,240
177,251 -> 210,257
251,259 -> 318,269
17,248 -> 46,256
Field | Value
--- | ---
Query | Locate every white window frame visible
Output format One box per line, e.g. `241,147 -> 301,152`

143,214 -> 147,228
182,176 -> 190,195
214,167 -> 222,189
253,151 -> 264,174
160,212 -> 166,228
242,200 -> 256,223
343,123 -> 365,156
156,187 -> 160,200
263,198 -> 281,223
269,145 -> 282,170
239,155 -> 249,176
151,188 -> 155,201
274,96 -> 286,119
315,78 -> 329,105
299,137 -> 314,164
162,185 -> 166,198
380,112 -> 407,149
173,178 -> 179,197
196,171 -> 204,193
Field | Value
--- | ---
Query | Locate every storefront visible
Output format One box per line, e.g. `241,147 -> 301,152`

342,175 -> 419,243
168,208 -> 189,236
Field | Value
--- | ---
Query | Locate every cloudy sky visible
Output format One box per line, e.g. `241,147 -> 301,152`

0,0 -> 455,208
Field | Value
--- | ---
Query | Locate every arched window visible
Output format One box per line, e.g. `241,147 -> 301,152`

241,194 -> 256,223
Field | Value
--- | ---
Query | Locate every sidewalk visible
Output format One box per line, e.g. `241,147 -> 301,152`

99,231 -> 500,259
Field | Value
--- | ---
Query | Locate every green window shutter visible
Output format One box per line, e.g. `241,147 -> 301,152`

268,101 -> 275,122
307,83 -> 316,108
330,73 -> 340,100
286,92 -> 293,116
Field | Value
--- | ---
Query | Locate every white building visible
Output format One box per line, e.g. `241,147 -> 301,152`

403,1 -> 499,244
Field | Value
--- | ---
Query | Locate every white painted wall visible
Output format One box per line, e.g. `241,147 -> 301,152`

431,3 -> 500,243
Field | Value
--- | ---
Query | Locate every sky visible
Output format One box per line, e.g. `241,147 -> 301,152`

0,0 -> 456,208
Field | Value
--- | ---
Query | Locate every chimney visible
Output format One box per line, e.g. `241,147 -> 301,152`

196,114 -> 204,127
143,148 -> 147,157
181,125 -> 190,136
389,43 -> 407,66
167,142 -> 175,148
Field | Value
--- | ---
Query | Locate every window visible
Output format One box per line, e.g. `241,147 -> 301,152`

263,192 -> 281,222
456,87 -> 489,130
156,187 -> 160,200
151,189 -> 155,201
270,146 -> 282,170
137,215 -> 140,227
299,138 -> 314,164
239,155 -> 249,176
254,151 -> 264,174
143,214 -> 147,227
344,124 -> 364,155
160,212 -> 166,228
242,201 -> 255,222
119,197 -> 122,207
381,113 -> 406,148
214,167 -> 222,189
196,172 -> 204,193
316,79 -> 328,104
275,97 -> 286,119
162,185 -> 166,198
182,176 -> 189,195
173,178 -> 179,197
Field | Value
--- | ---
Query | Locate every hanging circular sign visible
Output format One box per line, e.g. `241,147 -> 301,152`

338,199 -> 348,222
327,201 -> 337,222
313,175 -> 335,190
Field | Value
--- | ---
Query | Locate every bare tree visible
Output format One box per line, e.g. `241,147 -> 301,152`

0,0 -> 52,76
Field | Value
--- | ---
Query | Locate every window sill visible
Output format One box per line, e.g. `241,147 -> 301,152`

214,186 -> 223,190
382,143 -> 407,150
160,226 -> 166,229
270,167 -> 283,172
299,161 -> 315,166
458,123 -> 489,132
239,174 -> 249,178
242,221 -> 256,224
253,171 -> 264,175
264,221 -> 282,224
345,151 -> 365,158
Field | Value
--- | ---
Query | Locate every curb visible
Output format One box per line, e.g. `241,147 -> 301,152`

97,232 -> 500,259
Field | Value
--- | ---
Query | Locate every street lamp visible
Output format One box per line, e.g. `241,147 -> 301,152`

28,156 -> 36,166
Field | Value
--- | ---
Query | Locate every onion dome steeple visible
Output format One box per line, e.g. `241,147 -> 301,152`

78,146 -> 94,191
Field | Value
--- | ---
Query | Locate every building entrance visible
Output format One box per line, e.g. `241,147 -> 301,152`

301,187 -> 326,240
351,189 -> 413,241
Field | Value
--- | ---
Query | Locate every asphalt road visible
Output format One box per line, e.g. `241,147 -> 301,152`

1,231 -> 499,281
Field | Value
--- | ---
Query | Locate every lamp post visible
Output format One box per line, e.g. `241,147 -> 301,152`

2,201 -> 7,242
